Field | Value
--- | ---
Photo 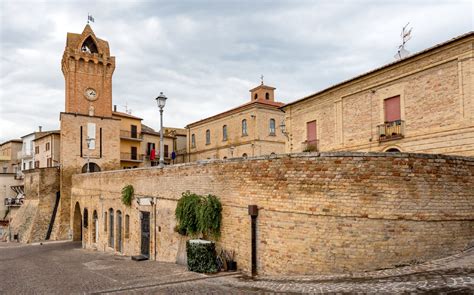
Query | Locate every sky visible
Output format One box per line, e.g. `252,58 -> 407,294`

0,0 -> 472,142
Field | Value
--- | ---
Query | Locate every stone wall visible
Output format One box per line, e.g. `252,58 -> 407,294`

71,152 -> 474,275
9,167 -> 59,243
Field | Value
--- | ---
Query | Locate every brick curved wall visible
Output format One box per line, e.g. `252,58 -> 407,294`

72,152 -> 474,275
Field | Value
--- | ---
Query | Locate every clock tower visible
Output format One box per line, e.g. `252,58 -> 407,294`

55,25 -> 120,240
61,24 -> 115,117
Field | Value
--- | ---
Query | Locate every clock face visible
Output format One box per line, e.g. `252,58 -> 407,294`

84,88 -> 98,101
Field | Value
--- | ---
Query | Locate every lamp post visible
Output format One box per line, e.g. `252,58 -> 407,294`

280,120 -> 289,138
86,137 -> 95,173
155,92 -> 167,168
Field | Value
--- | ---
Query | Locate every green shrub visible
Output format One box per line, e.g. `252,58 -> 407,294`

121,185 -> 134,206
175,192 -> 222,239
186,240 -> 217,273
175,192 -> 201,236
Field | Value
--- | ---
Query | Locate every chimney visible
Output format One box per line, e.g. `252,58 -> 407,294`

113,105 -> 117,112
38,126 -> 42,132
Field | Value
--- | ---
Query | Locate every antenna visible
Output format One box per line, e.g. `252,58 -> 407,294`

122,102 -> 132,115
394,22 -> 412,60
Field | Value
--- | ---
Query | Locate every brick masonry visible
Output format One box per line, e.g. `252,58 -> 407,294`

9,167 -> 59,243
71,152 -> 474,275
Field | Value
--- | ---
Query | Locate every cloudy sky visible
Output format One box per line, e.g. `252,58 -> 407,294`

0,0 -> 472,142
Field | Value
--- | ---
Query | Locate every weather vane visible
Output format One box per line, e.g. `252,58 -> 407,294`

394,22 -> 412,60
87,13 -> 95,24
260,74 -> 264,85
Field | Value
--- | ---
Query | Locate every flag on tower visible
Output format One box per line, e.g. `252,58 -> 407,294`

88,14 -> 95,23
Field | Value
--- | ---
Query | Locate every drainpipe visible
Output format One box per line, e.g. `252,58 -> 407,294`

248,205 -> 258,276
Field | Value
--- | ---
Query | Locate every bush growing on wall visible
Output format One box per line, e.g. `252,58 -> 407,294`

175,192 -> 222,239
121,185 -> 134,206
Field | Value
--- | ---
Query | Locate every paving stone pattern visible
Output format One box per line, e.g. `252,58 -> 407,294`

1,242 -> 472,294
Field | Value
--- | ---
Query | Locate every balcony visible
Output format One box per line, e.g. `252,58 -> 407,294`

14,172 -> 24,180
378,120 -> 405,142
120,153 -> 144,162
303,140 -> 319,152
4,197 -> 23,207
19,150 -> 34,159
120,130 -> 143,141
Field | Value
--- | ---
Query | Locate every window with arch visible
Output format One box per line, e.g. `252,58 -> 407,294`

125,214 -> 130,239
385,148 -> 401,153
254,93 -> 258,100
83,208 -> 89,228
92,210 -> 98,243
222,125 -> 228,141
82,163 -> 101,173
191,134 -> 196,148
265,92 -> 269,100
242,119 -> 248,136
108,208 -> 114,248
205,129 -> 211,145
269,118 -> 276,135
242,153 -> 248,159
104,211 -> 107,232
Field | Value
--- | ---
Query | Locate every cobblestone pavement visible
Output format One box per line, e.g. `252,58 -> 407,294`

0,241 -> 473,294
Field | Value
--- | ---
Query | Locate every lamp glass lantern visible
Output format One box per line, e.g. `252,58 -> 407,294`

156,92 -> 167,109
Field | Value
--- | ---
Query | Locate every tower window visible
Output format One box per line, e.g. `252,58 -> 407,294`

191,134 -> 196,148
265,92 -> 269,100
254,93 -> 258,100
81,36 -> 98,54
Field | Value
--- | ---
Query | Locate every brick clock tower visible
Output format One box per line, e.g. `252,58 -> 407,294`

55,25 -> 120,240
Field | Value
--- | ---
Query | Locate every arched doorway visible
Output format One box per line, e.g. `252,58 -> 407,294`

73,202 -> 82,241
116,210 -> 123,253
82,163 -> 101,173
385,148 -> 401,153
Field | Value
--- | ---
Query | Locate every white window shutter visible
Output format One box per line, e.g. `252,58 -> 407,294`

87,123 -> 96,150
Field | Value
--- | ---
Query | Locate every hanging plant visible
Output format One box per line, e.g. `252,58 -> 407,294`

121,184 -> 134,206
197,194 -> 222,239
175,192 -> 222,240
175,192 -> 201,236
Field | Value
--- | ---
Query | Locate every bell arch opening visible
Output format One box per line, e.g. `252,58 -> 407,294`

81,36 -> 99,54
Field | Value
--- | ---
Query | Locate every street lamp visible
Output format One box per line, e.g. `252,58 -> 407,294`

86,137 -> 95,173
280,120 -> 289,138
155,92 -> 167,168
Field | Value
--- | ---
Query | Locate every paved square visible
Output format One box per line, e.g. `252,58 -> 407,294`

0,241 -> 473,294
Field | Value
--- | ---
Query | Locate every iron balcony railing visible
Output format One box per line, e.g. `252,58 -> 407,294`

4,198 -> 23,207
377,120 -> 405,142
120,153 -> 144,162
119,130 -> 143,140
303,139 -> 319,152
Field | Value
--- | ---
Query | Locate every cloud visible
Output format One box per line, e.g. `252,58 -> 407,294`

0,0 -> 472,142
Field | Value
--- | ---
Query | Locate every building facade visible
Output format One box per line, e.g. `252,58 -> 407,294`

186,83 -> 286,161
33,131 -> 60,169
0,140 -> 22,174
282,32 -> 474,156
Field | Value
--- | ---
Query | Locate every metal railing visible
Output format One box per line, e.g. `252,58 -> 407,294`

120,130 -> 143,140
120,153 -> 144,161
377,120 -> 405,142
303,139 -> 319,152
4,198 -> 23,207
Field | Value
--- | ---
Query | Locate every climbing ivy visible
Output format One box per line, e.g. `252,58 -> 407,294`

121,185 -> 134,206
175,192 -> 222,239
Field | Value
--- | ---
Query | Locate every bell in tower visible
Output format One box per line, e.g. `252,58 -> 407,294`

61,24 -> 115,117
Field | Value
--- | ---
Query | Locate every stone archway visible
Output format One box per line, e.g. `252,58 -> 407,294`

73,202 -> 82,241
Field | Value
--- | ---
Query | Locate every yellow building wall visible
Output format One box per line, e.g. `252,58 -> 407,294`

284,35 -> 474,156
